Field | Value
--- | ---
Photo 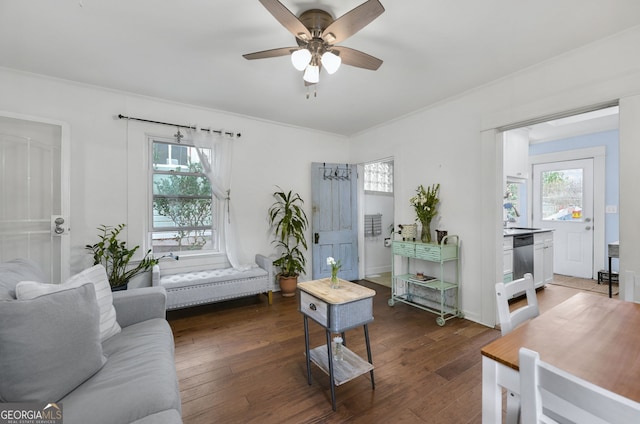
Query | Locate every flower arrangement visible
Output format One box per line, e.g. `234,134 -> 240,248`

410,183 -> 440,243
327,256 -> 342,288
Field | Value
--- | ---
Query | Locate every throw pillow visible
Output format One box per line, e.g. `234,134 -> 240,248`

16,264 -> 121,341
0,283 -> 106,402
0,258 -> 47,300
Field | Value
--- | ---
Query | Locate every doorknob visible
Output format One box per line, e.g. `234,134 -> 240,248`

314,233 -> 319,244
51,216 -> 67,236
585,217 -> 592,222
585,226 -> 592,231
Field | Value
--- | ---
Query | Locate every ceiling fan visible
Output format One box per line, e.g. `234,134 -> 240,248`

243,0 -> 385,86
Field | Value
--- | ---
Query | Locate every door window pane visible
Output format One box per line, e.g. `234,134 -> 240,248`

541,168 -> 583,222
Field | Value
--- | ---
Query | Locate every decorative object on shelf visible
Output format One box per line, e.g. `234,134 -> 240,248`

436,229 -> 448,244
398,224 -> 417,241
332,336 -> 344,361
268,187 -> 309,297
86,224 -> 177,290
410,183 -> 440,243
327,256 -> 342,289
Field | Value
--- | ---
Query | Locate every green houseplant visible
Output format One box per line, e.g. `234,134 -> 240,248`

268,188 -> 309,297
85,224 -> 159,290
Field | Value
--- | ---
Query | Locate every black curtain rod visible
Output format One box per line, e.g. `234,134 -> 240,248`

117,114 -> 241,138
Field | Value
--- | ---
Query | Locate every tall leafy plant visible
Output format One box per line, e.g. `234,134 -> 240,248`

85,224 -> 159,288
268,188 -> 309,277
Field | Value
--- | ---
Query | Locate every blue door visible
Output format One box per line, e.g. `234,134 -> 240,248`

311,162 -> 358,281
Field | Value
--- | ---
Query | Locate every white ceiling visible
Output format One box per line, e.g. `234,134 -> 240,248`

527,106 -> 620,144
1,0 -> 639,136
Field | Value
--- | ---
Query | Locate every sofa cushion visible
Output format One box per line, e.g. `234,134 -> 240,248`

0,283 -> 106,402
60,318 -> 181,424
129,409 -> 183,424
0,258 -> 47,300
16,264 -> 122,341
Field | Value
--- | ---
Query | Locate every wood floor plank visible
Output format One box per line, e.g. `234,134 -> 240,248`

170,279 -> 593,423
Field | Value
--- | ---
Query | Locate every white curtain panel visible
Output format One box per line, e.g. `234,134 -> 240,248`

189,129 -> 241,269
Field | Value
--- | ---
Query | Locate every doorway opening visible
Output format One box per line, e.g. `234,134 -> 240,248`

361,159 -> 394,288
502,105 -> 619,280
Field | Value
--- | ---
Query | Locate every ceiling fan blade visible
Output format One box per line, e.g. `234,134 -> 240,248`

258,0 -> 312,41
243,47 -> 297,60
332,46 -> 383,70
321,0 -> 385,45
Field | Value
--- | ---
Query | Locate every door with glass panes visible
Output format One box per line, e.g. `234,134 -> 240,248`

532,158 -> 594,278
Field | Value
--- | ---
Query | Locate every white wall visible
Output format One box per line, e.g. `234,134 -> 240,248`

349,26 -> 640,325
3,25 -> 640,321
0,68 -> 348,283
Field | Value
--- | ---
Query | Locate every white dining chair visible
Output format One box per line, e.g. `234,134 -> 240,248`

519,347 -> 640,424
495,273 -> 539,424
495,273 -> 539,336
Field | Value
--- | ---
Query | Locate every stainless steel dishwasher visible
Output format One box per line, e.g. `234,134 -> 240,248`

513,233 -> 534,280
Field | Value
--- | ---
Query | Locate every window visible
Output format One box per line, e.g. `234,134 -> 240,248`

541,168 -> 583,222
151,138 -> 217,254
364,161 -> 393,193
504,182 -> 521,223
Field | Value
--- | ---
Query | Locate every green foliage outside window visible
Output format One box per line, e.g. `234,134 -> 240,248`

153,161 -> 213,250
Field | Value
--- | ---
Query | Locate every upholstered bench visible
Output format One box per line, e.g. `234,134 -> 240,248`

152,254 -> 273,310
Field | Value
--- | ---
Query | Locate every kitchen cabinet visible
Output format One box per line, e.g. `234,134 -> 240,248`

503,236 -> 514,283
543,233 -> 554,284
389,236 -> 462,326
534,232 -> 554,286
503,130 -> 529,181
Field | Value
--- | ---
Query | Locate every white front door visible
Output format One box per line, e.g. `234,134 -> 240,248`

0,114 -> 70,282
532,158 -> 594,278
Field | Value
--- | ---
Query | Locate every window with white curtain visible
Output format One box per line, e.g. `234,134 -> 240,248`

364,161 -> 393,193
150,136 -> 218,254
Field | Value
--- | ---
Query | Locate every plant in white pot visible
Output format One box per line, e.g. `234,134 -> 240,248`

268,188 -> 309,297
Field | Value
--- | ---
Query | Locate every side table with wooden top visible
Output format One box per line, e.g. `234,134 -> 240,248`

298,278 -> 376,411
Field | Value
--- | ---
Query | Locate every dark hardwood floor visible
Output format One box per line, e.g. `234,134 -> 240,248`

168,280 -> 596,423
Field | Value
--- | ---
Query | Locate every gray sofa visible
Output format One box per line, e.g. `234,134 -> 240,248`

0,258 -> 182,424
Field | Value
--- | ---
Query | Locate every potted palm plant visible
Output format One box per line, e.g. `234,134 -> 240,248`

268,188 -> 309,297
85,224 -> 160,290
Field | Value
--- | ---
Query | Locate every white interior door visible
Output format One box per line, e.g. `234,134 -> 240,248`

532,158 -> 594,278
0,114 -> 69,282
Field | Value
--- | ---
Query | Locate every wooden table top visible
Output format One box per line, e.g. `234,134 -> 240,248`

298,279 -> 376,304
481,292 -> 640,402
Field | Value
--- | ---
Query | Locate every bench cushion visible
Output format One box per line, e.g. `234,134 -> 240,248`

158,265 -> 267,289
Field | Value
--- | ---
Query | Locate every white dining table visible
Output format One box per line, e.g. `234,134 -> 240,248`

481,292 -> 640,423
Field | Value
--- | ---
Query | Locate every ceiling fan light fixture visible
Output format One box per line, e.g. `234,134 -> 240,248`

303,64 -> 320,83
291,48 -> 312,71
321,51 -> 341,74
